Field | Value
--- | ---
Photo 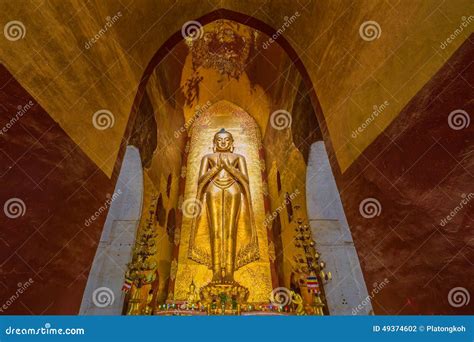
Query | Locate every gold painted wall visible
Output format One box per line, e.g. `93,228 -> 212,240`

145,64 -> 186,187
181,58 -> 271,137
138,64 -> 186,303
1,1 -> 469,175
174,100 -> 273,303
266,148 -> 310,289
128,48 -> 187,306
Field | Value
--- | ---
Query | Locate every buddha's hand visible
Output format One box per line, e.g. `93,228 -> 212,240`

217,155 -> 230,171
206,165 -> 220,180
217,156 -> 223,168
222,157 -> 233,170
198,166 -> 219,186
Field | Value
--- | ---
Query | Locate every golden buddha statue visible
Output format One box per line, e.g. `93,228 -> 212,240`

186,280 -> 199,306
188,128 -> 259,285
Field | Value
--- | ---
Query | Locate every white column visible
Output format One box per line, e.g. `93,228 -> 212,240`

306,141 -> 372,315
79,146 -> 143,315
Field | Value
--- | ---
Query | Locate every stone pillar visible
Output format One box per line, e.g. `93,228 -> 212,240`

306,141 -> 372,315
79,146 -> 143,315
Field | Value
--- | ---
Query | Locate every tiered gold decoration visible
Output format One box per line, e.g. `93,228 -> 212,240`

292,205 -> 331,315
125,199 -> 158,315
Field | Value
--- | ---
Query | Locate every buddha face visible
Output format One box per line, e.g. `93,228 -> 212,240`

214,131 -> 233,152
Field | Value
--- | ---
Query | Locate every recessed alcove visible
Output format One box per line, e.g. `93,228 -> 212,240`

78,17 -> 369,316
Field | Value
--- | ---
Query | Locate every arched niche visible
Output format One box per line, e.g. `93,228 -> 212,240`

113,10 -> 371,316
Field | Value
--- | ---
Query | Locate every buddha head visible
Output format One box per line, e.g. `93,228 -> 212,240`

213,128 -> 234,153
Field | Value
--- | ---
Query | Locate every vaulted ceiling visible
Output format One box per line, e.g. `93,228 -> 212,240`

1,0 -> 470,176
